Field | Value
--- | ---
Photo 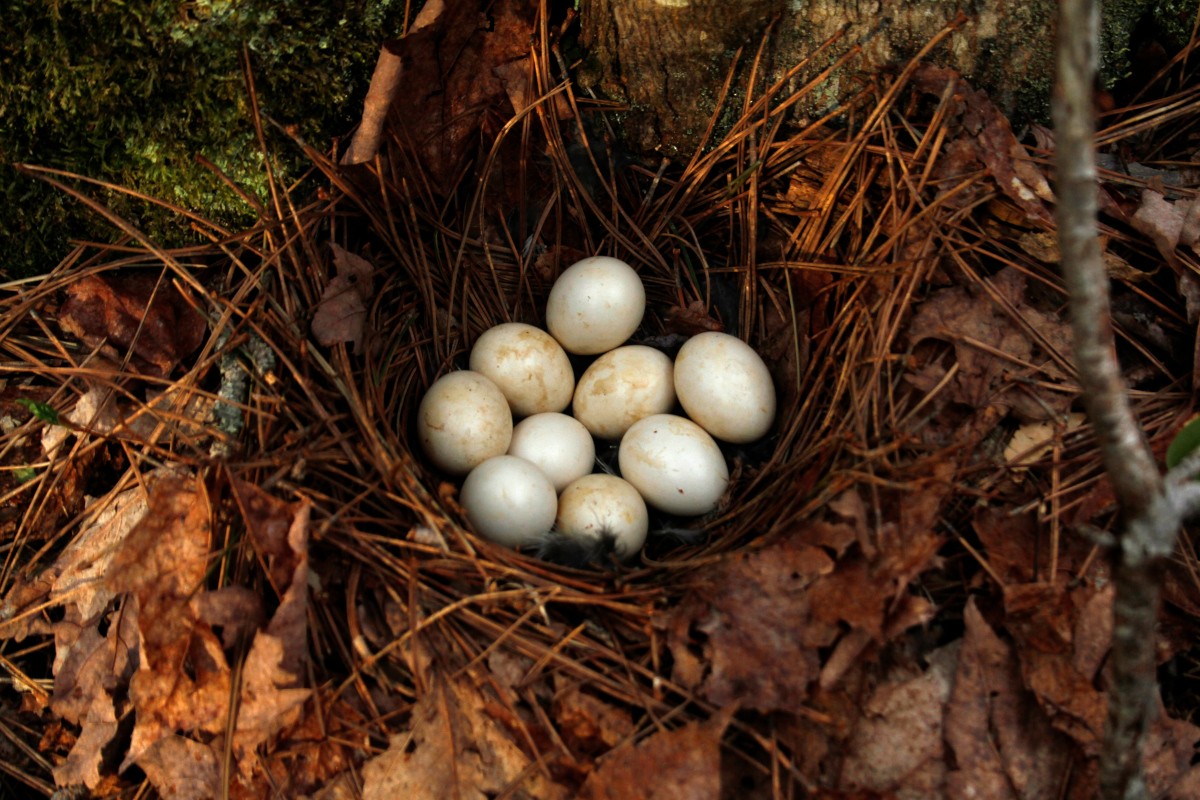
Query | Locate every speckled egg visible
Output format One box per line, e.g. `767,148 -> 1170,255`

674,332 -> 775,443
417,371 -> 513,475
572,345 -> 675,439
618,414 -> 728,516
468,322 -> 575,417
545,257 -> 645,355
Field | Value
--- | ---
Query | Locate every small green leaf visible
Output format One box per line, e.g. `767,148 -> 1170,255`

16,398 -> 60,425
14,466 -> 37,483
1166,416 -> 1200,470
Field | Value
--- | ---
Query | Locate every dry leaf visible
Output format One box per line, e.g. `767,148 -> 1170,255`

105,474 -> 227,769
912,65 -> 1054,225
839,643 -> 956,798
361,674 -> 569,800
50,609 -> 139,788
384,0 -> 536,191
341,0 -> 445,165
667,476 -> 947,711
1130,189 -> 1200,264
553,683 -> 635,759
580,708 -> 732,800
667,538 -> 832,711
58,271 -> 206,377
135,735 -> 220,800
229,481 -> 312,772
1003,584 -> 1107,752
493,56 -> 571,119
664,300 -> 724,335
1003,412 -> 1085,467
944,600 -> 1072,799
906,266 -> 1073,421
312,243 -> 373,350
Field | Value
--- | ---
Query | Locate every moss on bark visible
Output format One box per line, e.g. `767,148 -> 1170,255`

1,0 -> 408,277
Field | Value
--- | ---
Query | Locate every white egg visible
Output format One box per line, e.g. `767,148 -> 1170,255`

460,455 -> 558,548
545,256 -> 646,355
417,371 -> 512,475
468,322 -> 575,417
674,332 -> 776,443
508,412 -> 595,492
572,345 -> 676,440
618,414 -> 728,516
553,474 -> 649,561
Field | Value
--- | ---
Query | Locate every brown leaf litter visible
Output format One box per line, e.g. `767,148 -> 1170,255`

2,473 -> 317,798
362,671 -> 570,800
664,476 -> 946,714
311,243 -> 375,351
57,270 -> 206,377
377,0 -> 537,192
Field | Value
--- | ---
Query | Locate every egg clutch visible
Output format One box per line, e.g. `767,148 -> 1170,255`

416,256 -> 776,566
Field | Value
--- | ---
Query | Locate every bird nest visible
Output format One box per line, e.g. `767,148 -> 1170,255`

2,13 -> 1199,799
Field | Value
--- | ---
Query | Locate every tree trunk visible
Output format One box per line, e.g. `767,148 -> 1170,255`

579,0 -> 1159,156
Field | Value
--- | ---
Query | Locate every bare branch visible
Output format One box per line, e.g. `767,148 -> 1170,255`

1053,1 -> 1181,798
1053,0 -> 1161,512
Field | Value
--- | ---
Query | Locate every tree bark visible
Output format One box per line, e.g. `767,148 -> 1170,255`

579,0 -> 1158,156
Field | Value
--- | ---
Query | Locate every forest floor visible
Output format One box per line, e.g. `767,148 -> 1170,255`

3,5 -> 1200,799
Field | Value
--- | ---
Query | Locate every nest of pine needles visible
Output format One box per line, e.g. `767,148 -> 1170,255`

3,8 -> 1200,798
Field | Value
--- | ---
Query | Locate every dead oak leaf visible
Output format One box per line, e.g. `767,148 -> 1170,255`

385,0 -> 537,192
59,271 -> 206,377
103,474 -> 229,767
227,481 -> 312,773
1130,189 -> 1200,265
838,643 -> 957,798
666,539 -> 833,711
906,266 -> 1072,420
361,674 -> 569,800
944,600 -> 1072,799
49,608 -> 140,789
236,693 -> 369,800
553,683 -> 636,760
579,708 -> 733,800
912,64 -> 1054,225
311,243 -> 373,351
135,734 -> 221,800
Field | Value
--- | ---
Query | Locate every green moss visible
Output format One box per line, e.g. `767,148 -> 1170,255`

0,0 -> 407,277
1152,0 -> 1200,45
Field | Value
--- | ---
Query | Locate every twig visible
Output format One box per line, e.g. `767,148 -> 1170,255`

1053,1 -> 1181,798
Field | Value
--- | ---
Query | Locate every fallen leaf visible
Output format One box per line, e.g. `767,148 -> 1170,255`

134,735 -> 220,800
553,682 -> 635,759
493,56 -> 571,119
104,474 -> 227,770
1004,583 -> 1107,753
667,539 -> 832,711
49,609 -> 139,789
232,692 -> 370,800
912,65 -> 1054,225
341,0 -> 445,165
229,482 -> 313,772
1003,412 -> 1086,467
58,271 -> 206,377
944,600 -> 1072,799
664,301 -> 724,335
906,266 -> 1073,422
1130,189 -> 1200,265
361,673 -> 569,800
579,708 -> 733,800
191,586 -> 265,650
667,476 -> 946,712
838,642 -> 956,798
312,243 -> 373,350
384,0 -> 537,191
51,473 -> 177,623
